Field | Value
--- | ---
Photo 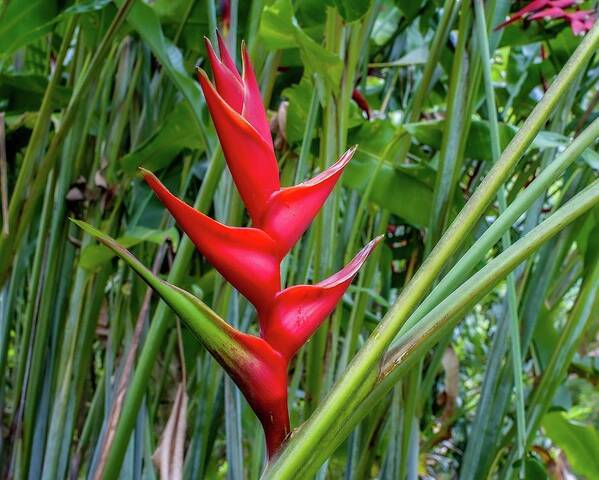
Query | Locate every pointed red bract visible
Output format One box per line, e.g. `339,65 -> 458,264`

240,44 -> 273,147
216,31 -> 241,82
495,0 -> 594,36
142,170 -> 280,311
261,237 -> 382,360
198,70 -> 280,224
258,147 -> 356,257
204,37 -> 243,112
567,11 -> 594,35
529,6 -> 567,20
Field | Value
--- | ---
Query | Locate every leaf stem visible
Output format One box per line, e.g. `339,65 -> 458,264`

473,1 -> 526,475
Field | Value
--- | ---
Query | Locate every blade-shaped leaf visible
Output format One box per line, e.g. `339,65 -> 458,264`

71,219 -> 243,357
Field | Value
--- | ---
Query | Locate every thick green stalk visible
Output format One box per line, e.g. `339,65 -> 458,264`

276,179 -> 599,478
317,113 -> 598,478
264,23 -> 599,478
473,1 -> 525,474
396,119 -> 599,340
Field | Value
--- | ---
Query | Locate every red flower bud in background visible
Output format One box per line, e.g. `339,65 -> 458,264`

352,88 -> 371,120
90,36 -> 382,458
496,0 -> 595,36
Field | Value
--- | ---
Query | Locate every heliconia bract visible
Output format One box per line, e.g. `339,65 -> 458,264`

138,35 -> 382,458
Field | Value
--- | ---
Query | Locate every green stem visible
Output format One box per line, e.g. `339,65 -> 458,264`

396,116 -> 599,340
473,1 -> 526,475
294,78 -> 320,184
276,178 -> 599,478
263,22 -> 599,478
100,148 -> 225,480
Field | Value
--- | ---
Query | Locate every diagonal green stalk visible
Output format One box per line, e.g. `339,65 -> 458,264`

264,22 -> 599,478
395,120 -> 599,341
298,114 -> 599,480
274,178 -> 599,478
473,1 -> 526,475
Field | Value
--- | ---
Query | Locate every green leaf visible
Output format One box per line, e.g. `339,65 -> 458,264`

282,77 -> 318,144
404,120 -> 578,162
371,4 -> 401,46
369,46 -> 428,68
542,411 -> 599,479
581,148 -> 599,170
114,0 -> 204,128
332,0 -> 372,22
259,0 -> 343,92
0,0 -> 114,56
121,101 -> 205,173
344,121 -> 433,227
79,226 -> 180,271
71,220 -> 247,360
293,28 -> 343,93
259,0 -> 296,49
0,0 -> 57,55
0,73 -> 72,113
396,0 -> 426,20
522,455 -> 549,480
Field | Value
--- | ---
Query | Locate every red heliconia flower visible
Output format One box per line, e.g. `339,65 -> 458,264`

139,38 -> 382,458
496,0 -> 595,36
566,10 -> 595,35
495,0 -> 574,29
220,330 -> 290,458
142,145 -> 356,312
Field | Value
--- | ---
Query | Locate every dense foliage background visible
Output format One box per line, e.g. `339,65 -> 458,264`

0,0 -> 598,478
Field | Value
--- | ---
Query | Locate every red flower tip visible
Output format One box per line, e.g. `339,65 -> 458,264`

202,35 -> 273,148
352,88 -> 371,119
257,146 -> 358,257
529,6 -> 567,21
204,36 -> 243,112
262,236 -> 382,360
216,31 -> 238,78
142,169 -> 280,311
240,43 -> 273,146
197,69 -> 280,224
